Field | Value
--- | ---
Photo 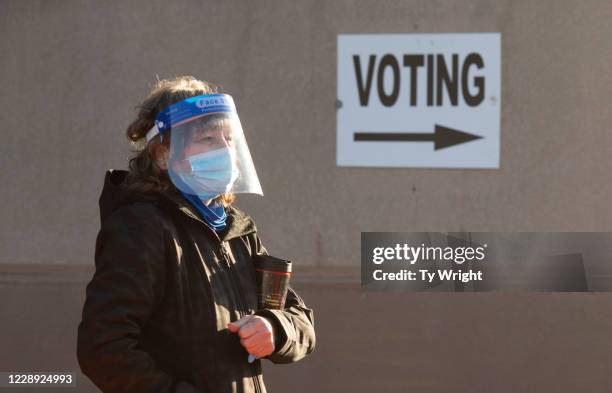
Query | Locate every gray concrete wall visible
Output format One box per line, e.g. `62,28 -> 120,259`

2,0 -> 611,266
1,1 -> 612,392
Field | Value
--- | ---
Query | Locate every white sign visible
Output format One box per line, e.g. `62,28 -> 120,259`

337,33 -> 501,168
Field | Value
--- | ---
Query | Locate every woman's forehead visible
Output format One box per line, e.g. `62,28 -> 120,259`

182,114 -> 233,133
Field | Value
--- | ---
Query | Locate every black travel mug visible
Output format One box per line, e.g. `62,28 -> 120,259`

253,254 -> 292,310
247,254 -> 292,363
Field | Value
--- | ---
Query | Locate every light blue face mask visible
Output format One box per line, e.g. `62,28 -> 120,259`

177,147 -> 240,200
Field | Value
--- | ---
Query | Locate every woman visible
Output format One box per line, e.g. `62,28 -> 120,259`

77,76 -> 316,393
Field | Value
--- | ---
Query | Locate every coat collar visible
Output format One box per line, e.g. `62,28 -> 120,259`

158,185 -> 257,242
99,170 -> 257,242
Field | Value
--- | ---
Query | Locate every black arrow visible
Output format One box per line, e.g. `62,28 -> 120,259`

354,125 -> 483,150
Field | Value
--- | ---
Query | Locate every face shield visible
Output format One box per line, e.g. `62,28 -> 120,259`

145,94 -> 263,200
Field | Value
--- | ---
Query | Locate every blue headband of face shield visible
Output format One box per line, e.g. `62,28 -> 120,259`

145,94 -> 236,142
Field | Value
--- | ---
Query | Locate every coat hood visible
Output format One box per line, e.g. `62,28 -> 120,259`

98,169 -> 257,240
98,169 -> 158,224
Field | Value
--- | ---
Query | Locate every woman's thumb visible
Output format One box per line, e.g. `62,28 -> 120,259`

228,315 -> 252,332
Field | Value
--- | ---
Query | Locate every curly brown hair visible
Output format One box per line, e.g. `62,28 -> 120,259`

123,76 -> 235,206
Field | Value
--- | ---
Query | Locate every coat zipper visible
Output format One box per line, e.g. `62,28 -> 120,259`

219,243 -> 248,314
220,243 -> 263,393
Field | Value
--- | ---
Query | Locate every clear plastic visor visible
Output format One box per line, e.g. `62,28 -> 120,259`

167,112 -> 263,200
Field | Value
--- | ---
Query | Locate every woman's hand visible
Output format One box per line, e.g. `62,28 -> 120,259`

228,315 -> 275,359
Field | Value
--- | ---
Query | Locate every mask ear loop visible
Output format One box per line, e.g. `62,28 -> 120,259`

160,130 -> 170,145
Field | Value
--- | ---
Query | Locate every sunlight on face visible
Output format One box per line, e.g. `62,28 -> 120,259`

170,114 -> 240,174
181,115 -> 236,156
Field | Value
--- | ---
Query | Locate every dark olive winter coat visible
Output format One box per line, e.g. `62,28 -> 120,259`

77,170 -> 315,393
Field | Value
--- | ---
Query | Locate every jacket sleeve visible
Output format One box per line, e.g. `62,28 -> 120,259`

77,206 -> 200,393
252,235 -> 316,364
